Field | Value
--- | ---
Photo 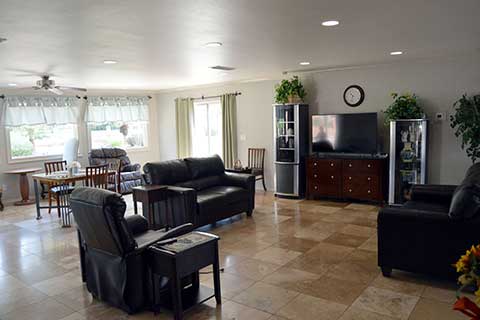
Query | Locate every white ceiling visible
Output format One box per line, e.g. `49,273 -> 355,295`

0,0 -> 479,90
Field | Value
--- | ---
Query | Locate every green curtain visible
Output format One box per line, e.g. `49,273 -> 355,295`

175,97 -> 194,159
221,93 -> 238,168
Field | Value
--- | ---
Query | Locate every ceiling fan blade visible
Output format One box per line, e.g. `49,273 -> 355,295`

55,86 -> 87,92
48,87 -> 64,95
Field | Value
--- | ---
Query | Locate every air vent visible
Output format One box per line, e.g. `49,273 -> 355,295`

0,38 -> 7,43
210,65 -> 235,71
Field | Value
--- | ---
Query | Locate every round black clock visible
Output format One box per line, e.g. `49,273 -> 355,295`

343,85 -> 365,107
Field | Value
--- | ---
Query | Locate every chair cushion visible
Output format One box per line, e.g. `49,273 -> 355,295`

206,186 -> 250,204
184,155 -> 225,179
176,176 -> 223,191
196,186 -> 249,214
120,171 -> 142,182
143,160 -> 191,185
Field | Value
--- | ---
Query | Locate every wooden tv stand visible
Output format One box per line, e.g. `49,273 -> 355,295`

306,154 -> 388,203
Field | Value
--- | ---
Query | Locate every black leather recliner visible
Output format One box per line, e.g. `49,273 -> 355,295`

70,187 -> 192,314
378,163 -> 480,280
143,155 -> 256,227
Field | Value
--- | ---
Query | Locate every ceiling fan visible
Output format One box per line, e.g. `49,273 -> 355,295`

31,75 -> 87,95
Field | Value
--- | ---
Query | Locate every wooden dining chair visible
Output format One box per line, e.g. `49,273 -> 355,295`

85,165 -> 109,189
248,148 -> 267,191
44,160 -> 67,216
106,159 -> 121,192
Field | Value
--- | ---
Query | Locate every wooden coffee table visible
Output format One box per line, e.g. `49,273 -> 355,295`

4,167 -> 41,206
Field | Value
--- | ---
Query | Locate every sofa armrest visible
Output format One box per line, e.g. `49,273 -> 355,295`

410,184 -> 458,204
125,215 -> 149,235
122,163 -> 141,172
223,172 -> 255,189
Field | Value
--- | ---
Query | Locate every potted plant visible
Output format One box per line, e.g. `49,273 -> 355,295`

450,94 -> 480,163
275,76 -> 307,104
383,93 -> 425,125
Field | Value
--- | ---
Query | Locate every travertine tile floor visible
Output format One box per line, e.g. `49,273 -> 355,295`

0,192 -> 465,320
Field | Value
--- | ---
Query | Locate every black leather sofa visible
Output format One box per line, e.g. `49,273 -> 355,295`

70,187 -> 193,313
378,163 -> 480,280
143,155 -> 256,227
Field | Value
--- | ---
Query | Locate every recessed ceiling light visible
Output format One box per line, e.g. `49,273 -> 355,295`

204,42 -> 222,48
103,60 -> 118,64
322,20 -> 339,27
7,83 -> 17,87
299,61 -> 311,66
390,51 -> 403,55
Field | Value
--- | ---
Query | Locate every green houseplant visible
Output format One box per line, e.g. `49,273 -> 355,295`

275,76 -> 307,104
450,94 -> 480,163
383,93 -> 424,125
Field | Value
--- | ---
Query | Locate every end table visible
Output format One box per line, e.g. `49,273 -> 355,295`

132,185 -> 169,230
4,168 -> 41,206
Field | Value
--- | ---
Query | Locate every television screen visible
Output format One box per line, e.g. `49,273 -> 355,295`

312,113 -> 378,154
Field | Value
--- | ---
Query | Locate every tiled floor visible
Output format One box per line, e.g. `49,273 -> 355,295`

0,192 -> 466,319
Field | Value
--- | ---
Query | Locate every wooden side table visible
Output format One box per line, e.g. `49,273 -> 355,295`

148,231 -> 221,320
4,168 -> 41,206
132,185 -> 169,230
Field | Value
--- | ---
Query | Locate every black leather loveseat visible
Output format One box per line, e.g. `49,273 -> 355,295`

143,155 -> 256,227
378,163 -> 480,280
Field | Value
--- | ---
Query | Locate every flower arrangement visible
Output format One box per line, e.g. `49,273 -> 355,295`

67,161 -> 81,175
453,245 -> 480,319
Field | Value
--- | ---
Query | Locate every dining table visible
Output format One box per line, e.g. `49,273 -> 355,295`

32,169 -> 117,227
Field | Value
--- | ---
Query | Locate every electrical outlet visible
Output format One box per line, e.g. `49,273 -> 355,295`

435,112 -> 446,121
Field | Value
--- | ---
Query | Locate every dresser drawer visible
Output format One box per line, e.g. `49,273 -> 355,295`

309,159 -> 342,174
308,173 -> 341,197
343,159 -> 380,174
343,175 -> 380,200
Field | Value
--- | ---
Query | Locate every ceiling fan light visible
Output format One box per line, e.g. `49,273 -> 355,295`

7,83 -> 17,86
103,60 -> 118,64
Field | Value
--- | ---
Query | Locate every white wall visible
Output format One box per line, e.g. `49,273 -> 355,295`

0,89 -> 159,203
156,54 -> 480,189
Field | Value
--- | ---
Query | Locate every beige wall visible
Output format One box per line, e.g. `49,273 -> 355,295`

156,54 -> 480,190
0,89 -> 159,203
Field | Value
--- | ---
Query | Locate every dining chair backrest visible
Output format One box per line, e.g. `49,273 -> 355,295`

63,138 -> 79,165
45,160 -> 67,174
248,148 -> 265,170
85,165 -> 109,189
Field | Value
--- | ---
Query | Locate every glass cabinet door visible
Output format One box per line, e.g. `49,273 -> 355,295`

391,120 -> 427,204
275,105 -> 295,162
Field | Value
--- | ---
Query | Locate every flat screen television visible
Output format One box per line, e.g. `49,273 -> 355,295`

312,112 -> 378,154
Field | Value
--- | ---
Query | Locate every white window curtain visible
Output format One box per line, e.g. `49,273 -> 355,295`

85,96 -> 149,123
0,96 -> 79,127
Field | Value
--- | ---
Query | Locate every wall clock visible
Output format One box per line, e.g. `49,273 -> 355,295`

343,85 -> 365,107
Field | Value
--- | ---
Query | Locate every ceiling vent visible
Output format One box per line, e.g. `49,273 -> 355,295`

0,38 -> 7,43
209,65 -> 235,71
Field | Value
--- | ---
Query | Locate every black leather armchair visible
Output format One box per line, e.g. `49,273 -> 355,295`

70,187 -> 192,314
143,155 -> 256,227
378,163 -> 480,280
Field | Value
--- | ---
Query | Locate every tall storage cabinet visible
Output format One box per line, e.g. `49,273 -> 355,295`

389,119 -> 428,204
273,104 -> 309,198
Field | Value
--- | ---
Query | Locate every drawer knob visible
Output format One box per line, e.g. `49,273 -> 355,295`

349,189 -> 352,193
367,164 -> 372,168
314,162 -> 317,166
367,177 -> 371,181
348,163 -> 352,167
330,175 -> 334,179
314,186 -> 318,190
330,163 -> 334,167
314,174 -> 317,178
367,190 -> 371,194
348,176 -> 352,180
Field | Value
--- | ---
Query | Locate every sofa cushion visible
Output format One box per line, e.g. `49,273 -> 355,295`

184,155 -> 225,179
176,176 -> 223,191
403,200 -> 449,214
206,186 -> 250,204
143,160 -> 191,185
449,183 -> 480,219
196,191 -> 228,214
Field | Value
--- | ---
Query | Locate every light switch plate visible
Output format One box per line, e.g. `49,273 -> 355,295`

240,134 -> 247,141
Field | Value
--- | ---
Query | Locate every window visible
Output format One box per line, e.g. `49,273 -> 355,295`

88,121 -> 148,149
8,124 -> 77,160
192,99 -> 222,157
